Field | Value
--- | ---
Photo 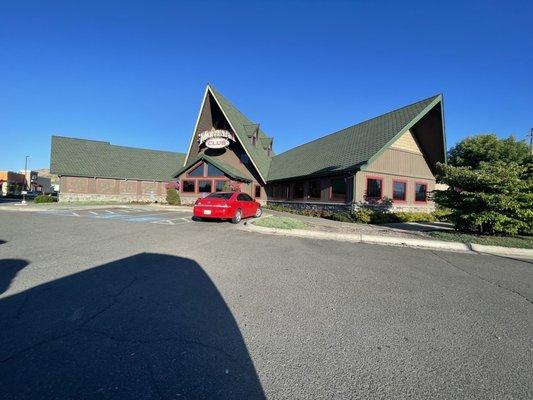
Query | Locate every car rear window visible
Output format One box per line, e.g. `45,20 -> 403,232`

206,193 -> 233,199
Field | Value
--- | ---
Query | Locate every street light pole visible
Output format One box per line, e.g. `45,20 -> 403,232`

21,155 -> 30,205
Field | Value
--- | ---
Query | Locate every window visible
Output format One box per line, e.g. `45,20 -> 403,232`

254,185 -> 261,198
392,180 -> 406,201
330,178 -> 346,202
415,183 -> 427,202
293,182 -> 304,199
188,163 -> 204,177
182,180 -> 195,193
198,180 -> 212,193
206,192 -> 232,199
366,177 -> 383,199
252,136 -> 257,146
237,193 -> 253,201
207,163 -> 225,177
273,184 -> 289,199
308,180 -> 321,200
215,180 -> 227,192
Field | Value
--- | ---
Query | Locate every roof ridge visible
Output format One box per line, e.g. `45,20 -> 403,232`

53,135 -> 184,156
52,135 -> 110,145
272,94 -> 441,159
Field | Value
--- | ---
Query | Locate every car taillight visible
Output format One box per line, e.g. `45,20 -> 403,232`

220,202 -> 230,208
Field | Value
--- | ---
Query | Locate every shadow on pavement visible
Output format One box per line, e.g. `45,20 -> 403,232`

0,253 -> 265,399
0,258 -> 28,295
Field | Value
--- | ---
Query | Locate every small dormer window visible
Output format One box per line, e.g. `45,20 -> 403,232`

252,135 -> 257,146
267,145 -> 272,156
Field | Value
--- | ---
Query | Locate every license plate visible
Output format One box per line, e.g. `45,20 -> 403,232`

203,210 -> 212,215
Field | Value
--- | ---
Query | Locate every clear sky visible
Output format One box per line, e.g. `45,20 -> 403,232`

1,0 -> 532,171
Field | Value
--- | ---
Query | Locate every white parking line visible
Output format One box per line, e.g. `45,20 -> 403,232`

89,211 -> 98,215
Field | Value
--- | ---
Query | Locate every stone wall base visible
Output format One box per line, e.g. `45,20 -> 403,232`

59,193 -> 166,203
267,200 -> 435,213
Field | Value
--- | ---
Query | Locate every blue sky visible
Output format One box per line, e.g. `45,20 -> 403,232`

1,0 -> 532,171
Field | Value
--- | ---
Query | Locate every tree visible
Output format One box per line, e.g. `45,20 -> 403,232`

448,134 -> 530,169
434,161 -> 533,235
166,188 -> 181,205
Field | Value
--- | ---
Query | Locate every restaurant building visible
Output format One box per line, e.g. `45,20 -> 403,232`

51,84 -> 446,211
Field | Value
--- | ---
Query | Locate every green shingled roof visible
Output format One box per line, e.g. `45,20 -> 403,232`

50,136 -> 185,181
173,154 -> 252,183
267,95 -> 442,182
208,85 -> 272,182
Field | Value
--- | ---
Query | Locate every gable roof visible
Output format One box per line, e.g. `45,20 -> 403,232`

173,154 -> 252,183
267,94 -> 443,182
206,85 -> 273,183
50,136 -> 185,181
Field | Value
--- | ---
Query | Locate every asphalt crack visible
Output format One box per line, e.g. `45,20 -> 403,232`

431,251 -> 532,305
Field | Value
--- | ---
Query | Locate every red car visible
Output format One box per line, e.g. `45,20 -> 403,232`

193,192 -> 263,223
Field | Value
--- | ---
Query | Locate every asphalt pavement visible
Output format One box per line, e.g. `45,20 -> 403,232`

0,207 -> 531,399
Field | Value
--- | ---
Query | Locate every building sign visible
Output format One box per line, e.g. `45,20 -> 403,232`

198,128 -> 234,149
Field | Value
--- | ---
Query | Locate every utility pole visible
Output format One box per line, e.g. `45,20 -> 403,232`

21,155 -> 30,205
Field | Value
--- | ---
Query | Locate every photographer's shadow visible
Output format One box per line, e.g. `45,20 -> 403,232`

0,253 -> 265,399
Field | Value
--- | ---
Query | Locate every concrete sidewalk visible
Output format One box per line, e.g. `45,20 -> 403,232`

245,213 -> 533,260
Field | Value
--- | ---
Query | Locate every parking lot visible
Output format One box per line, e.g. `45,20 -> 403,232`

37,206 -> 194,226
1,207 -> 532,399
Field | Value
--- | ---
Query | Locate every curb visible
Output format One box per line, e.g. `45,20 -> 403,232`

241,222 -> 533,259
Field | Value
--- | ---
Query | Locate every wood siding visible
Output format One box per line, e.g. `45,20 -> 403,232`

355,147 -> 435,206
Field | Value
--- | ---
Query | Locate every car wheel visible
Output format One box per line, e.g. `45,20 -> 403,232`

255,207 -> 263,218
231,209 -> 242,224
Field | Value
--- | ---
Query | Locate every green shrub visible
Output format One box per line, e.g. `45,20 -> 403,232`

166,188 -> 181,205
331,212 -> 354,223
434,161 -> 533,235
393,211 -> 436,223
34,194 -> 57,203
353,209 -> 373,223
431,208 -> 452,222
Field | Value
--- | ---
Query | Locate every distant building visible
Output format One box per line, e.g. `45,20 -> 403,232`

50,85 -> 446,210
0,171 -> 25,196
18,170 -> 53,194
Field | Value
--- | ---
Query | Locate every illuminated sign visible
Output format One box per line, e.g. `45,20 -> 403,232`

198,128 -> 234,149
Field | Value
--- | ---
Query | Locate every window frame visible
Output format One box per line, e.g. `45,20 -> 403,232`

392,179 -> 407,203
206,163 -> 225,177
214,179 -> 228,192
293,181 -> 304,200
254,184 -> 261,199
415,181 -> 428,203
307,179 -> 321,200
197,179 -> 212,193
365,176 -> 384,200
329,177 -> 347,203
181,180 -> 196,193
187,163 -> 205,177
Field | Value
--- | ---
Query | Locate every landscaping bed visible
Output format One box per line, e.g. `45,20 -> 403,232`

428,231 -> 533,249
253,216 -> 306,230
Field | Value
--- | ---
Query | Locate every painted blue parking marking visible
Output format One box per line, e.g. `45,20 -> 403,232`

37,208 -> 190,225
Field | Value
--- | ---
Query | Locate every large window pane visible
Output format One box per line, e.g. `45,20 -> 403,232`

182,180 -> 195,193
415,183 -> 427,202
366,178 -> 382,199
308,180 -> 321,199
188,163 -> 204,177
393,181 -> 406,201
207,163 -> 225,177
215,180 -> 227,192
293,182 -> 304,199
198,180 -> 212,193
330,178 -> 346,201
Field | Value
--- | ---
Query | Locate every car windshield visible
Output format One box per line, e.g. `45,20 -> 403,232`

205,193 -> 233,200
